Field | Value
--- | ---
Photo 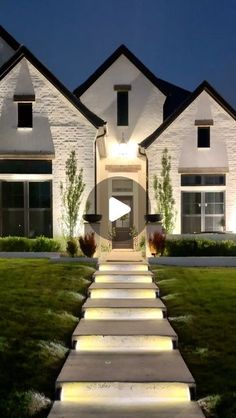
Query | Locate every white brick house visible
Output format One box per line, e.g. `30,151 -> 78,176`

0,26 -> 105,238
1,25 -> 236,247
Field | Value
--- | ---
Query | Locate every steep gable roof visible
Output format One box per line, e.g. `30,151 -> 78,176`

74,44 -> 190,119
139,80 -> 236,149
0,25 -> 20,51
0,44 -> 105,129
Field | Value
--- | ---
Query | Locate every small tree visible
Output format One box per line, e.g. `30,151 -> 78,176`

153,148 -> 176,233
60,150 -> 85,237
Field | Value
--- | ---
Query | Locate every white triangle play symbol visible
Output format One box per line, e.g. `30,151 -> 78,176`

109,197 -> 131,222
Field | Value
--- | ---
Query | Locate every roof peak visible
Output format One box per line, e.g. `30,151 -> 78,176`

0,45 -> 105,128
139,80 -> 236,148
74,44 -> 190,98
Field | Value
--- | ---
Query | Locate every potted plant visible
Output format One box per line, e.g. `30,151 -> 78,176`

83,214 -> 102,223
144,214 -> 163,223
83,200 -> 102,223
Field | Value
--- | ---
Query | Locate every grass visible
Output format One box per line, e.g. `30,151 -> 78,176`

0,259 -> 95,418
152,266 -> 236,417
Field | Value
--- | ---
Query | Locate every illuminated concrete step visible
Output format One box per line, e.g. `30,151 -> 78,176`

72,319 -> 177,351
94,270 -> 153,283
49,401 -> 205,418
82,298 -> 166,319
56,351 -> 195,402
88,282 -> 159,299
98,261 -> 149,272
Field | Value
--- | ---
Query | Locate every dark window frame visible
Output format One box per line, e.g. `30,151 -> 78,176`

197,126 -> 210,148
181,174 -> 226,186
0,160 -> 52,174
117,91 -> 129,126
0,180 -> 52,237
18,102 -> 33,128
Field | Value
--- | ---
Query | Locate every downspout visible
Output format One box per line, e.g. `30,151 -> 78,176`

94,124 -> 107,214
139,145 -> 149,214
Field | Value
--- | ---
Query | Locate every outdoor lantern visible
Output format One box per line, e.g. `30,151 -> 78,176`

118,133 -> 128,156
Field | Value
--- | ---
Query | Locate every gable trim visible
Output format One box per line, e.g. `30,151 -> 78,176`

74,44 -> 190,100
139,81 -> 236,149
0,46 -> 105,129
0,25 -> 20,51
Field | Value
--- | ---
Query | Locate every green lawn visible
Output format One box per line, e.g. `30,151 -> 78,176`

152,266 -> 236,417
0,259 -> 95,418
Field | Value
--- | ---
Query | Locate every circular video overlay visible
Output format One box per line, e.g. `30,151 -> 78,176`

84,176 -> 149,242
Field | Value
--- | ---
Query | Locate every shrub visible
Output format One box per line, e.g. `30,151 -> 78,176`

165,238 -> 236,257
0,237 -> 32,252
0,236 -> 61,252
79,232 -> 97,257
31,236 -> 61,252
148,232 -> 166,256
66,238 -> 78,257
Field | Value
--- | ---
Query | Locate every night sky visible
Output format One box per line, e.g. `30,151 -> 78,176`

2,0 -> 236,106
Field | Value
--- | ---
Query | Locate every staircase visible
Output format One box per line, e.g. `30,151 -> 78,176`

48,256 -> 205,417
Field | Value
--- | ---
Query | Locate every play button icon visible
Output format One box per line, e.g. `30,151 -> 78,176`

109,197 -> 131,222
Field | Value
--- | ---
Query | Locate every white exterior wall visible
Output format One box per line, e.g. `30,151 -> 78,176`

80,55 -> 166,151
146,91 -> 236,233
0,58 -> 97,237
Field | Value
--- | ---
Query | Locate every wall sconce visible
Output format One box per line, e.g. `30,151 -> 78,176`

118,133 -> 128,156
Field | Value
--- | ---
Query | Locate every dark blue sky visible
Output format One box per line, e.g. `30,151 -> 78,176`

2,0 -> 236,106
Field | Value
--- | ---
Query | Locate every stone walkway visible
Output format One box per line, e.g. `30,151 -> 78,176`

48,255 -> 205,418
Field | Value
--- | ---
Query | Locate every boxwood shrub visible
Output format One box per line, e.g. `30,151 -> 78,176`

165,238 -> 236,256
0,236 -> 61,252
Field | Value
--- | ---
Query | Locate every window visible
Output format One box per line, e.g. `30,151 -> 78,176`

117,91 -> 128,126
18,103 -> 33,128
0,160 -> 52,174
198,127 -> 210,148
181,174 -> 225,186
112,179 -> 133,192
0,181 -> 52,237
182,191 -> 225,233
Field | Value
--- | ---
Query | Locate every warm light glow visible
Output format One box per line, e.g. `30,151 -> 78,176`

109,142 -> 137,159
95,275 -> 152,283
84,307 -> 163,320
99,264 -> 149,272
61,382 -> 191,402
74,335 -> 173,351
89,289 -> 156,299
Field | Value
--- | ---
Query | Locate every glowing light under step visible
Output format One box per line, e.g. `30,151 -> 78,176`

60,382 -> 191,403
95,275 -> 153,283
74,335 -> 174,351
89,289 -> 157,299
84,307 -> 164,320
99,264 -> 149,272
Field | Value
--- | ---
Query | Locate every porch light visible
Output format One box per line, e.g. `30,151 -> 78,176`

118,133 -> 128,156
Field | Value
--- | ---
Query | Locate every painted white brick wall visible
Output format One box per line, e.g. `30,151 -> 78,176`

147,91 -> 236,233
0,58 -> 97,237
80,55 -> 166,151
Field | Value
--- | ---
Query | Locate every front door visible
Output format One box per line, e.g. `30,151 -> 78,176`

112,196 -> 133,249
